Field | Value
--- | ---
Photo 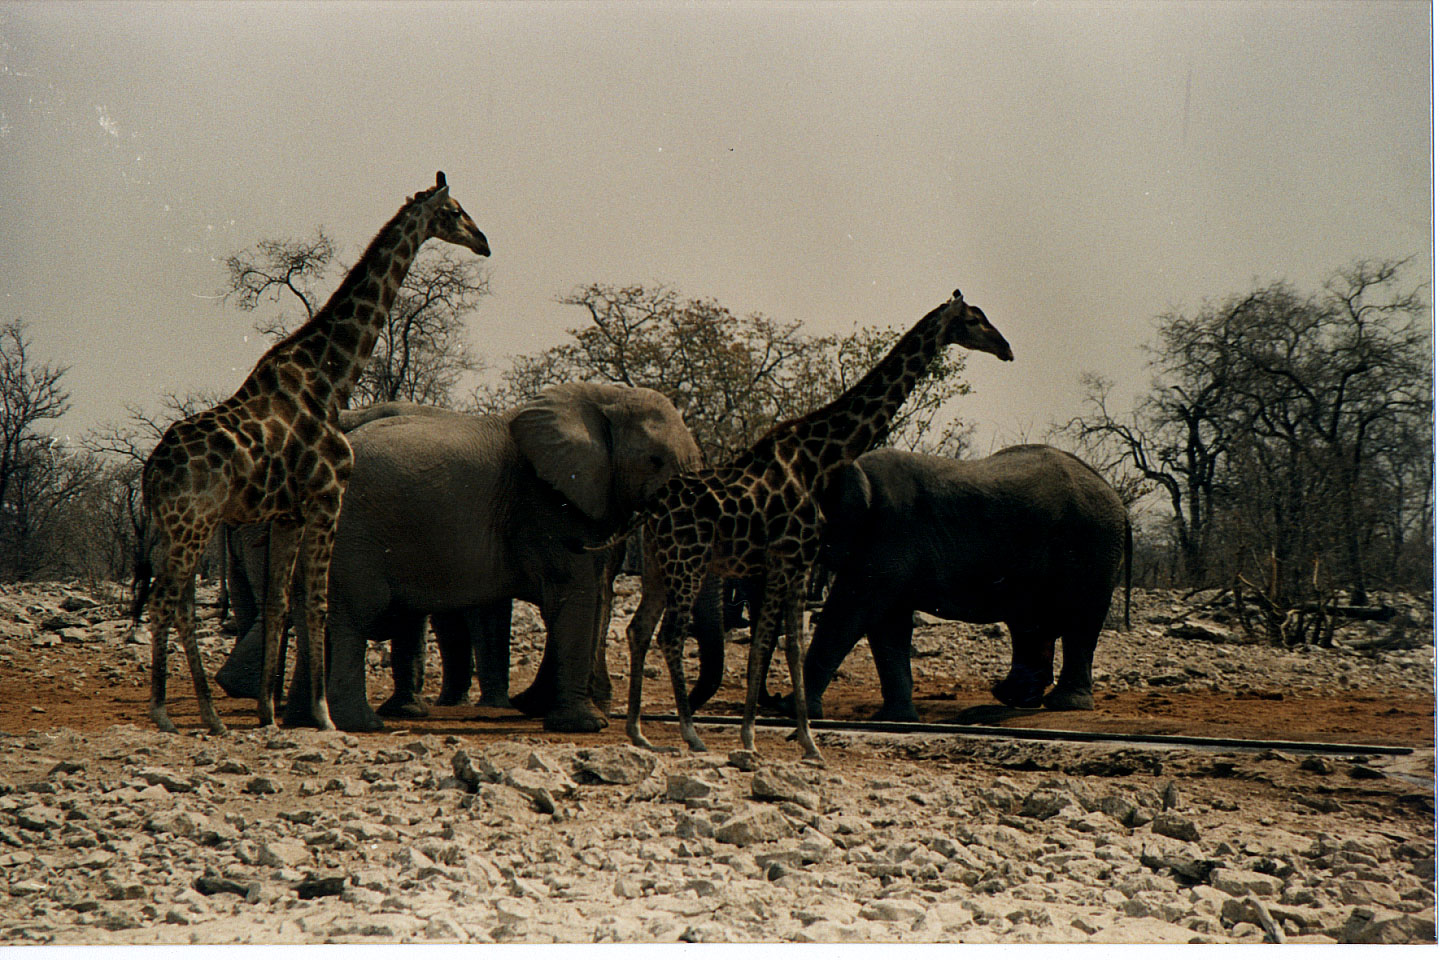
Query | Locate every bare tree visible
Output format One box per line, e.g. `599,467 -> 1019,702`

1060,258 -> 1432,638
226,230 -> 488,408
0,320 -> 84,578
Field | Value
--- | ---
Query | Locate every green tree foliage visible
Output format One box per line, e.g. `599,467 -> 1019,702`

471,283 -> 977,464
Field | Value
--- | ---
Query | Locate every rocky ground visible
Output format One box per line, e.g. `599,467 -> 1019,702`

0,578 -> 1434,944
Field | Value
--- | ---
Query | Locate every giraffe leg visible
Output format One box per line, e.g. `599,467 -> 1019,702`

297,513 -> 338,732
782,592 -> 822,763
658,602 -> 707,753
742,582 -> 786,754
149,533 -> 225,734
625,536 -> 669,750
258,522 -> 301,728
147,570 -> 181,734
176,572 -> 227,735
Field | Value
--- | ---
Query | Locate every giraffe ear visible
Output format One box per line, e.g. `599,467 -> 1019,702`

509,386 -> 612,521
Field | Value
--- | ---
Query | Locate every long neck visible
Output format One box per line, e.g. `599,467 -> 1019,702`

246,204 -> 426,414
795,301 -> 949,463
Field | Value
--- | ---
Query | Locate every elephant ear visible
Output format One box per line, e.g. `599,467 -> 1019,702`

819,461 -> 872,564
509,386 -> 613,521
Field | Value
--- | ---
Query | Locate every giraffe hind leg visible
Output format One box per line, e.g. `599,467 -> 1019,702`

175,574 -> 227,734
148,581 -> 178,734
782,593 -> 822,763
657,605 -> 706,753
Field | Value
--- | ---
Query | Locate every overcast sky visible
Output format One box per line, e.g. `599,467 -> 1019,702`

1,1 -> 1431,454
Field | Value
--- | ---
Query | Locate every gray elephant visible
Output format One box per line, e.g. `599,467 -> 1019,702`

769,444 -> 1130,721
215,383 -> 717,732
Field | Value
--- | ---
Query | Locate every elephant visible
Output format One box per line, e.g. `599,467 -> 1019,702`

213,382 -> 722,733
768,444 -> 1130,721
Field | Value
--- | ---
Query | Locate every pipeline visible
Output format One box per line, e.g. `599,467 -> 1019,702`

638,713 -> 1414,757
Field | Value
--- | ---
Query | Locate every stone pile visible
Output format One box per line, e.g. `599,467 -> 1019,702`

0,723 -> 1432,945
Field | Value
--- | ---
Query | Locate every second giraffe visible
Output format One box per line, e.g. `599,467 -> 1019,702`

623,288 -> 1013,761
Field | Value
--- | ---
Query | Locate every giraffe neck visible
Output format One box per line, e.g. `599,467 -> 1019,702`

242,203 -> 427,416
791,300 -> 949,467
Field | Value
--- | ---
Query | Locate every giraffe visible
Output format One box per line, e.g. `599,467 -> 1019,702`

135,172 -> 489,734
623,289 -> 1012,761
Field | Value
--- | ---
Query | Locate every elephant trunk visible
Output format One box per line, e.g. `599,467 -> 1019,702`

686,573 -> 726,710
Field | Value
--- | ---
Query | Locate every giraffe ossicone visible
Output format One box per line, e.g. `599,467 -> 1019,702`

623,287 -> 1013,762
136,172 -> 489,735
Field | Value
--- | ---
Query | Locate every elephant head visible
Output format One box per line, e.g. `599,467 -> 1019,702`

509,382 -> 702,524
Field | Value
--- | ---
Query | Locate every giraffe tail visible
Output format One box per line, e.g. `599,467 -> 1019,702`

582,510 -> 649,554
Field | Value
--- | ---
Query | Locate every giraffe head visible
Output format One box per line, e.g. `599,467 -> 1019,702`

411,171 -> 491,257
938,289 -> 1013,361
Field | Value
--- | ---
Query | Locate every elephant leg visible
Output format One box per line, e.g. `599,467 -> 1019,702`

867,604 -> 920,722
287,595 -> 385,732
430,610 -> 473,707
215,523 -> 268,700
377,614 -> 430,718
1045,609 -> 1105,711
474,603 -> 514,707
437,602 -> 513,708
770,572 -> 875,719
991,623 -> 1056,709
509,619 -> 560,719
537,579 -> 608,733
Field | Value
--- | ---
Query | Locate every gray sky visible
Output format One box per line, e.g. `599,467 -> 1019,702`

2,1 -> 1431,453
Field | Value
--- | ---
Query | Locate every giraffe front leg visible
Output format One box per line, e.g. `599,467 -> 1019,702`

297,516 -> 337,732
625,583 -> 665,751
782,592 -> 822,764
258,522 -> 301,728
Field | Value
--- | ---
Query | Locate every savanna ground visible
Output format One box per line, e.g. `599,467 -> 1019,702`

0,577 -> 1433,944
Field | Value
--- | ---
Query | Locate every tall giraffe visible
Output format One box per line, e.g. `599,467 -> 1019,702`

136,172 -> 489,734
624,289 -> 1012,761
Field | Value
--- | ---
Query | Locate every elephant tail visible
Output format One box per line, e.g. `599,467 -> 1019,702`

130,515 -> 157,624
1122,514 -> 1133,630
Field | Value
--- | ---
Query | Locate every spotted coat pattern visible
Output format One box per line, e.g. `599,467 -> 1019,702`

140,173 -> 489,734
624,289 -> 1014,760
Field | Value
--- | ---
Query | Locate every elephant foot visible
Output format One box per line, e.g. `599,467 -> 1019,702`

991,674 -> 1046,709
508,682 -> 554,719
377,695 -> 431,719
434,688 -> 469,707
287,703 -> 384,733
475,691 -> 513,709
542,702 -> 609,733
214,664 -> 260,701
761,690 -> 825,721
870,702 -> 920,723
1042,686 -> 1095,711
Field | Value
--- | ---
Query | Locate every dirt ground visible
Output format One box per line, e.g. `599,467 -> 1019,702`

2,582 -> 1432,753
